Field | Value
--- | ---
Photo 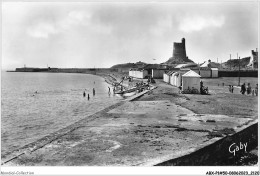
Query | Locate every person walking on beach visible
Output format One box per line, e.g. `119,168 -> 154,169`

83,91 -> 86,97
178,86 -> 182,94
247,83 -> 252,95
113,86 -> 116,93
88,94 -> 90,100
200,81 -> 204,94
240,83 -> 246,95
108,86 -> 111,94
93,88 -> 95,96
231,85 -> 234,93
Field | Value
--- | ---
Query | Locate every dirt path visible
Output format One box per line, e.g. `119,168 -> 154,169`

138,80 -> 258,118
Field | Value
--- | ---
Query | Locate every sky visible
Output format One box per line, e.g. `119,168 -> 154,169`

1,1 -> 259,69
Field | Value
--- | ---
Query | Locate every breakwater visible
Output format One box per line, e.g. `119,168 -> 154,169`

14,67 -> 118,73
54,68 -> 118,74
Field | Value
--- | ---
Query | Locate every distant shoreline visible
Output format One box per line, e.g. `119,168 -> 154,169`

6,68 -> 130,87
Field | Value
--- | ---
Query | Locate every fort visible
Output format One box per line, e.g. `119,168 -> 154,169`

173,38 -> 188,61
165,38 -> 193,64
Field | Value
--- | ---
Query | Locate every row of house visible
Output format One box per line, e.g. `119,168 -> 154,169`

164,70 -> 201,91
163,71 -> 184,87
129,68 -> 166,79
129,67 -> 202,92
128,59 -> 219,80
129,67 -> 218,79
183,68 -> 218,78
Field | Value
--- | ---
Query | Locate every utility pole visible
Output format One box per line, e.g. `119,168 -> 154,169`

198,62 -> 200,74
238,56 -> 240,86
230,54 -> 231,70
237,53 -> 238,70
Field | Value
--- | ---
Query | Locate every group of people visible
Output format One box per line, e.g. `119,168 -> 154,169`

136,81 -> 150,92
32,90 -> 38,97
109,85 -> 122,94
135,82 -> 147,87
228,85 -> 234,93
240,83 -> 258,96
83,88 -> 96,100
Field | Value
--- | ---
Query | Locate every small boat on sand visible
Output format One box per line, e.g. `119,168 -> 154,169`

114,84 -> 149,94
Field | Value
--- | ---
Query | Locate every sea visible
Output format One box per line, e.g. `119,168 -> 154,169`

1,72 -> 123,157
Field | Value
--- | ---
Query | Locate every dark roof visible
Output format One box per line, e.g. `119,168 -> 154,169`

199,67 -> 211,70
208,62 -> 220,68
143,64 -> 165,69
129,68 -> 145,71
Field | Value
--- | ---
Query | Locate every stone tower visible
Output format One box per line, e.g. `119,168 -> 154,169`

172,38 -> 188,61
164,38 -> 193,64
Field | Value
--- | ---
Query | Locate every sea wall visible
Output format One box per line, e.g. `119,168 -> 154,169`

16,68 -> 49,72
51,68 -> 117,74
155,122 -> 258,166
14,67 -> 118,73
219,70 -> 258,77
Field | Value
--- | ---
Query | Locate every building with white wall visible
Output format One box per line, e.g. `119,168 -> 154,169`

163,71 -> 174,83
129,69 -> 148,79
182,70 -> 201,91
199,67 -> 212,78
211,68 -> 218,78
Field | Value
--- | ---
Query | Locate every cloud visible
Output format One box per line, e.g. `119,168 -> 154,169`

179,15 -> 225,33
26,10 -> 111,39
149,15 -> 172,36
60,11 -> 91,29
91,4 -> 169,39
27,10 -> 91,39
27,22 -> 58,38
2,2 -> 257,70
